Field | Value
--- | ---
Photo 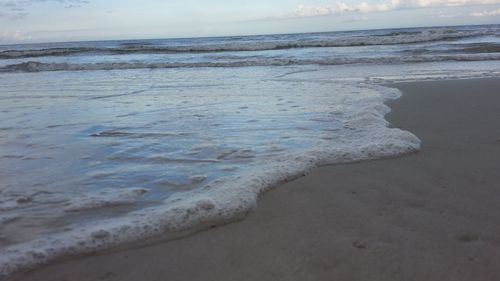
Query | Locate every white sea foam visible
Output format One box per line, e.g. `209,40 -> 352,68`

2,53 -> 500,73
0,82 -> 420,278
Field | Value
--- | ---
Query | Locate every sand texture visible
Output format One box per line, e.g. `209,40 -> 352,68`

9,78 -> 500,281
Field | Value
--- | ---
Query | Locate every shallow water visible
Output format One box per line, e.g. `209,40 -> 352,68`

0,67 -> 393,242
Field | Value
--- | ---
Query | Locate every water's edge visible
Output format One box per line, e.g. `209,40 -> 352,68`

0,80 -> 423,279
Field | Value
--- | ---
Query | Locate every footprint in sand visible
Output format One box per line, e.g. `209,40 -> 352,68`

457,233 -> 480,243
352,241 -> 367,249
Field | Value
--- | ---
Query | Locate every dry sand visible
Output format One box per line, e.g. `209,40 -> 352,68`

9,78 -> 500,281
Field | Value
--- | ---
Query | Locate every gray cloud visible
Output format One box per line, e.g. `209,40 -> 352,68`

0,0 -> 90,19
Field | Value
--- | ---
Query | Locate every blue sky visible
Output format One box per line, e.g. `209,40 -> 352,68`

0,0 -> 499,43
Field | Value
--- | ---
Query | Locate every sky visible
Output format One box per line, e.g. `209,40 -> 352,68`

0,0 -> 499,44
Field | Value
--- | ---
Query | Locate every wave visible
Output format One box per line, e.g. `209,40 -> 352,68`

401,43 -> 500,55
0,28 -> 492,59
0,83 -> 421,278
0,47 -> 97,59
461,43 -> 500,53
2,53 -> 500,73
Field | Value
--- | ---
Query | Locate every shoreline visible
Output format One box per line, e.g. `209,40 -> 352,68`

8,77 -> 500,281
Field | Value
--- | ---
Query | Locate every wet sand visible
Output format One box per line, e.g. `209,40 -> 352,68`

9,78 -> 500,281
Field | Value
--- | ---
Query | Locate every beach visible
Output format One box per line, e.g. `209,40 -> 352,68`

3,26 -> 500,273
8,77 -> 500,281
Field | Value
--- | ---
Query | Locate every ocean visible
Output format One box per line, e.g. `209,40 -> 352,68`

0,24 -> 499,276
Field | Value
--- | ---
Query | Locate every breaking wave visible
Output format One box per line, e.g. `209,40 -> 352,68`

0,28 -> 492,59
2,53 -> 500,73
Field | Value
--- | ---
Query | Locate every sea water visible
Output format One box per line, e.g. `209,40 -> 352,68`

0,25 -> 499,276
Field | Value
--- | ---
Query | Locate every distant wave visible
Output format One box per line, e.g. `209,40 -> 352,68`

2,54 -> 500,73
461,43 -> 500,53
399,43 -> 500,56
0,47 -> 97,59
0,29 -> 492,59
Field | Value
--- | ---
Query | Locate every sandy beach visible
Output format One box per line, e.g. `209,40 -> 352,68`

8,77 -> 500,281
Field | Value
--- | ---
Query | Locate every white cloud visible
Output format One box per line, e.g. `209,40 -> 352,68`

0,30 -> 32,41
290,2 -> 391,17
469,7 -> 500,16
285,0 -> 500,17
342,15 -> 370,22
429,10 -> 463,17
